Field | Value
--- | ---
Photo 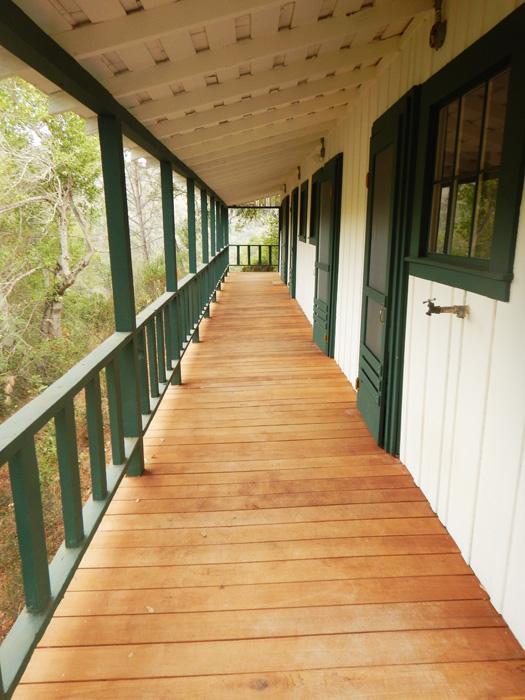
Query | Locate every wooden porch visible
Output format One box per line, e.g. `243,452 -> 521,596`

14,272 -> 525,699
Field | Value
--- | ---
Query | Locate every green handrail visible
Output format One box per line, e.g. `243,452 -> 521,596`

0,247 -> 229,699
228,244 -> 279,269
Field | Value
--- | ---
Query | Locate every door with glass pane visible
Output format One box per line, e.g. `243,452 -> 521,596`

313,154 -> 343,354
357,118 -> 398,444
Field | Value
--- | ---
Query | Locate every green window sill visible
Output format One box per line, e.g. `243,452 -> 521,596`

406,257 -> 513,302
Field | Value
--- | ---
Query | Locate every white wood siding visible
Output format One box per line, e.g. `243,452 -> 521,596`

290,0 -> 525,648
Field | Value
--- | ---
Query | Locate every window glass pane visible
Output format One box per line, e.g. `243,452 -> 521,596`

472,173 -> 498,259
317,268 -> 328,303
368,144 -> 394,294
457,84 -> 485,176
436,100 -> 459,179
429,184 -> 450,253
482,69 -> 510,170
365,297 -> 383,359
450,180 -> 475,256
318,180 -> 332,264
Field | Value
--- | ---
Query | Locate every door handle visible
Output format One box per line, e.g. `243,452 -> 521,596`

379,307 -> 386,325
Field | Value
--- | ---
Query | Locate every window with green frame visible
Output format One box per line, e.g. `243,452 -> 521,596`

299,179 -> 308,242
408,5 -> 525,301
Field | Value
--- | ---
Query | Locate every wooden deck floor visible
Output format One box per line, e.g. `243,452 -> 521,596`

15,273 -> 525,698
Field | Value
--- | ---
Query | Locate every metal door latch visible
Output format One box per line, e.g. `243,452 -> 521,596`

423,298 -> 469,319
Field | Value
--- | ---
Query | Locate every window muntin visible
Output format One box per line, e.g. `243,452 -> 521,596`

428,69 -> 510,262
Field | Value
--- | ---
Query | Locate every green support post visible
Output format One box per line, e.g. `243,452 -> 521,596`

8,442 -> 50,613
223,204 -> 229,245
160,161 -> 178,293
216,200 -> 222,250
98,115 -> 143,476
160,161 -> 181,385
201,189 -> 209,264
85,374 -> 108,500
55,400 -> 84,548
187,178 -> 197,274
210,196 -> 216,257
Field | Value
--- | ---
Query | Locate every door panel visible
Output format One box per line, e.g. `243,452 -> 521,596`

312,154 -> 343,354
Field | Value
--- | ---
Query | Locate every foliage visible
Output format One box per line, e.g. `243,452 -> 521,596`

0,77 -> 103,345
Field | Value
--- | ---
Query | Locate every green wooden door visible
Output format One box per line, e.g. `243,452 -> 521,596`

313,154 -> 343,355
357,90 -> 418,452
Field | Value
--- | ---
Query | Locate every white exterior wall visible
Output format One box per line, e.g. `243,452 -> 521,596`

289,0 -> 525,648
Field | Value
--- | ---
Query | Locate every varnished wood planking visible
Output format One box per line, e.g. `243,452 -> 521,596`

99,501 -> 435,531
14,662 -> 525,700
15,273 -> 525,698
91,517 -> 446,549
67,554 -> 472,593
40,600 -> 505,647
21,628 -> 524,683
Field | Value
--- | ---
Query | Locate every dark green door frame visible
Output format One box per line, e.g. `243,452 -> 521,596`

290,186 -> 299,298
357,89 -> 418,455
312,153 -> 343,358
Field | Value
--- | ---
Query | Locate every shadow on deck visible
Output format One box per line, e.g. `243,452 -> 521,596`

15,273 -> 525,698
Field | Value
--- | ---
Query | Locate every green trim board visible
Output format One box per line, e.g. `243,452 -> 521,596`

409,4 -> 525,302
0,0 -> 225,206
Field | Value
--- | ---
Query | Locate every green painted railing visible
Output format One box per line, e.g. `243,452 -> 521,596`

229,244 -> 279,269
0,247 -> 229,699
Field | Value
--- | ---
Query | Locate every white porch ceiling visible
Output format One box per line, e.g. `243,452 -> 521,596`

8,0 -> 433,204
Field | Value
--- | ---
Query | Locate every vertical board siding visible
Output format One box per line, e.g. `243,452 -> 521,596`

290,0 -> 525,649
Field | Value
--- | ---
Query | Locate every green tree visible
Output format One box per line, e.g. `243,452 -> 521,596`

0,78 -> 102,342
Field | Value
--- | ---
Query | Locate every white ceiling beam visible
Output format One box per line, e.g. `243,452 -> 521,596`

195,143 -> 318,178
150,77 -> 360,139
172,107 -> 346,159
210,165 -> 295,189
100,0 -> 429,99
221,180 -> 286,206
184,120 -> 337,166
166,92 -> 352,149
131,35 -> 394,122
52,0 -> 284,59
197,156 -> 311,190
188,133 -> 321,171
204,161 -> 301,191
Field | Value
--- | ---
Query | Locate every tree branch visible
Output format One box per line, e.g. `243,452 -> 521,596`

0,195 -> 54,215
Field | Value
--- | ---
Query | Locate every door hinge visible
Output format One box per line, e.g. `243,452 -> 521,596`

324,333 -> 328,343
355,377 -> 360,390
365,172 -> 370,188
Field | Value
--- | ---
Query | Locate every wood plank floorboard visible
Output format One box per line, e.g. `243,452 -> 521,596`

15,272 -> 525,699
